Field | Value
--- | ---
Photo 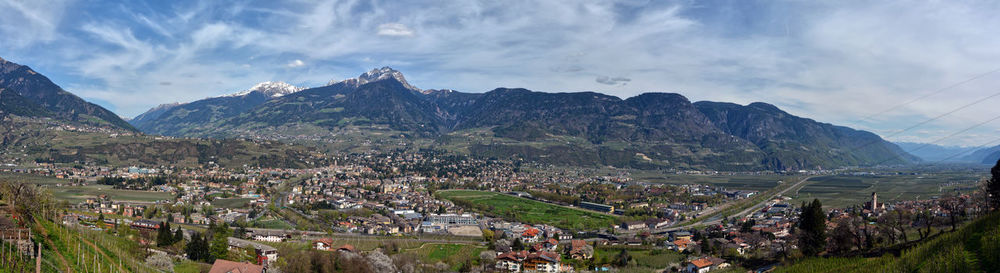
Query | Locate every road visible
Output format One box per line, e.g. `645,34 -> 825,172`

649,176 -> 814,234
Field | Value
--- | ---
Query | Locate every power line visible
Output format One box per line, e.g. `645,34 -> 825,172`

873,111 -> 1000,166
848,88 -> 1000,156
860,67 -> 1000,122
931,136 -> 1000,164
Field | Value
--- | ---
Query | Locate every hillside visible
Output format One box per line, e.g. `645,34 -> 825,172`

693,101 -> 919,169
0,117 -> 314,168
0,57 -> 135,131
776,211 -> 1000,273
131,67 -> 916,171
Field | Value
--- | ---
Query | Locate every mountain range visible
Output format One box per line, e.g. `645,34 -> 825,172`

0,56 -> 927,171
128,67 -> 918,171
0,57 -> 134,130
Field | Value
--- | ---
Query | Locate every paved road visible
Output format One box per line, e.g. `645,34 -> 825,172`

647,176 -> 814,234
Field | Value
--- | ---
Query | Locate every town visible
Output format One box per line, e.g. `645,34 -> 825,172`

1,148 -> 991,273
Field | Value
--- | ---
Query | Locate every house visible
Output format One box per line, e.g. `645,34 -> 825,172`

313,238 -> 334,251
496,251 -> 528,272
620,221 -> 647,231
251,231 -> 287,242
523,252 -> 560,273
686,258 -> 713,273
542,238 -> 559,252
208,259 -> 264,273
337,244 -> 356,253
227,238 -> 278,265
685,257 -> 728,273
669,238 -> 693,252
567,240 -> 593,260
522,228 -> 542,243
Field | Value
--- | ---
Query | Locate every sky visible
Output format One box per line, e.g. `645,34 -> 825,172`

2,0 -> 1000,147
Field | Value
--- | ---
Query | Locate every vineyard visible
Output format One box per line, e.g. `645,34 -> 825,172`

776,211 -> 1000,273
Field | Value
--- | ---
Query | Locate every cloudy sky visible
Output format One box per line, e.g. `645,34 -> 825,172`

2,0 -> 1000,147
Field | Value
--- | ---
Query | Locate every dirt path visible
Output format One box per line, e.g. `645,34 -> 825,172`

35,221 -> 72,273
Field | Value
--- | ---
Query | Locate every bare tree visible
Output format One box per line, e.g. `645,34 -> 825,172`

480,250 -> 497,272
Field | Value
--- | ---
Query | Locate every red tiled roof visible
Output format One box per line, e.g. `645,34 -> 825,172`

208,259 -> 264,273
337,244 -> 356,252
691,258 -> 713,268
523,228 -> 540,237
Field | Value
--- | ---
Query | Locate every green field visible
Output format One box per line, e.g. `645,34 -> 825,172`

594,246 -> 684,268
437,190 -> 618,230
631,172 -> 788,191
412,243 -> 487,269
50,185 -> 172,202
0,173 -> 172,203
212,198 -> 253,208
791,173 -> 983,208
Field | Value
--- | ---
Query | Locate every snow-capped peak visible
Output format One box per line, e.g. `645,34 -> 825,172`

226,81 -> 304,98
326,66 -> 420,91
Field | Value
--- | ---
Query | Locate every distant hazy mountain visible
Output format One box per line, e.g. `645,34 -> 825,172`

893,142 -> 973,162
962,145 -> 1000,164
0,57 -> 135,130
132,67 -> 916,171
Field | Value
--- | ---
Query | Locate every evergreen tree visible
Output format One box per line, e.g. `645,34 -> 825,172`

512,238 -> 524,251
157,221 -> 173,246
615,249 -> 632,267
209,232 -> 230,263
989,159 -> 1000,210
798,199 -> 827,256
185,233 -> 206,261
174,228 -> 184,243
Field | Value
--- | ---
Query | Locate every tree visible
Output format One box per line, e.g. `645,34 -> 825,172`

512,238 -> 524,251
185,232 -> 210,261
798,199 -> 827,256
145,252 -> 174,272
989,159 -> 1000,210
209,230 -> 231,263
174,228 -> 184,243
157,221 -> 173,246
614,249 -> 632,267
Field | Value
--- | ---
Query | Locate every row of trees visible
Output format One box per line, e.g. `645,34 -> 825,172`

183,222 -> 231,263
155,221 -> 183,246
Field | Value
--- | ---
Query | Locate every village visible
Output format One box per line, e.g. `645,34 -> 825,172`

0,150 -> 987,273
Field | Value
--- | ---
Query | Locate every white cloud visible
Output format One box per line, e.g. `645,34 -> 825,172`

0,0 -> 71,47
286,59 -> 305,68
376,23 -> 415,37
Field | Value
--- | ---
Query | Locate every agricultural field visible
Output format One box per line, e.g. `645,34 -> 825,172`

631,171 -> 789,191
0,173 -> 172,203
49,185 -> 172,203
790,172 -> 984,208
436,190 -> 617,231
594,246 -> 684,268
411,243 -> 487,270
211,198 -> 253,208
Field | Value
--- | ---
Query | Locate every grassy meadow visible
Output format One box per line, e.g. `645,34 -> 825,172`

436,190 -> 618,230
